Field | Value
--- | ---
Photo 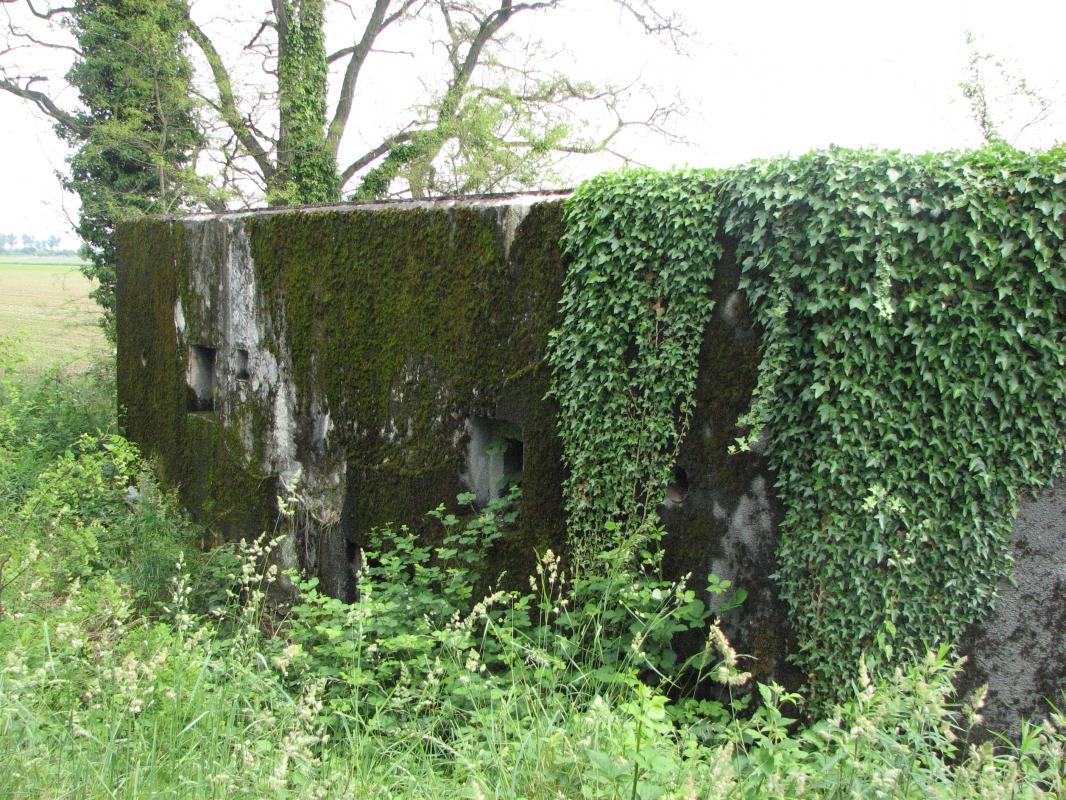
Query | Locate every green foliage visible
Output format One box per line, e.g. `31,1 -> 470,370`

61,0 -> 207,340
552,146 -> 1066,693
284,489 -> 519,723
0,358 -> 209,609
2,344 -> 1066,797
430,79 -> 573,194
728,648 -> 1066,797
547,169 -> 722,555
359,77 -> 579,199
284,487 -> 724,735
271,0 -> 340,206
19,433 -> 141,582
1,446 -> 1063,794
351,141 -> 422,200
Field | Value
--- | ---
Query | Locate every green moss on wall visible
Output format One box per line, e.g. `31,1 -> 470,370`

177,414 -> 278,544
245,201 -> 570,584
116,217 -> 184,459
117,218 -> 277,543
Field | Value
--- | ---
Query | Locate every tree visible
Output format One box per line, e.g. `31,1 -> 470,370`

65,0 -> 207,337
5,0 -> 685,199
1,0 -> 207,338
182,0 -> 687,202
268,0 -> 339,203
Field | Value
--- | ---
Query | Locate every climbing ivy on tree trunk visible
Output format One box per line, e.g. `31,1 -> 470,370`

551,145 -> 1066,696
271,0 -> 340,206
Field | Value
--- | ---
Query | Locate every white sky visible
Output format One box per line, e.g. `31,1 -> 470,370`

1,0 -> 1063,247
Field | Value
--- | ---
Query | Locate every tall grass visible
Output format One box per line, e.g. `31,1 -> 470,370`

0,343 -> 1063,799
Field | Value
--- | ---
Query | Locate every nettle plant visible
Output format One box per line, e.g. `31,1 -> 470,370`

281,487 -> 734,733
549,145 -> 1066,693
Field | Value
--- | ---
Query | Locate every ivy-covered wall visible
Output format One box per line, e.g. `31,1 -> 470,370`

117,150 -> 1065,737
544,148 -> 1064,731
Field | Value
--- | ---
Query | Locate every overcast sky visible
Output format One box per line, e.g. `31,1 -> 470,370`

1,0 -> 1063,247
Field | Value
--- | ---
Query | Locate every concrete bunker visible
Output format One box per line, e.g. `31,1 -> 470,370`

115,192 -> 1066,738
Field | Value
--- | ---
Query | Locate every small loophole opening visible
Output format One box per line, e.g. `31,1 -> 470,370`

465,417 -> 525,506
187,345 -> 216,412
235,348 -> 250,381
666,465 -> 689,504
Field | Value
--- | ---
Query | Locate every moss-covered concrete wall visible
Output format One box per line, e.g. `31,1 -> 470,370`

117,196 -> 577,600
116,217 -> 279,547
116,193 -> 1063,735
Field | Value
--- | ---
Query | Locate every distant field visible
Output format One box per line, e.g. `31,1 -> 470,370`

0,254 -> 109,372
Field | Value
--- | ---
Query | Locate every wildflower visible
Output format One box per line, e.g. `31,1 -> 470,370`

962,683 -> 988,727
272,643 -> 302,675
706,622 -> 751,686
858,656 -> 871,689
464,649 -> 481,673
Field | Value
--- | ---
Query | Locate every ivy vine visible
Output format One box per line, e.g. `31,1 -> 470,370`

272,0 -> 340,206
549,145 -> 1066,692
547,169 -> 721,558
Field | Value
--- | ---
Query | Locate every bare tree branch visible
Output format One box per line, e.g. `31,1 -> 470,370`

183,8 -> 275,181
2,0 -> 81,54
2,0 -> 690,205
338,128 -> 415,186
610,0 -> 687,49
245,20 -> 273,51
326,0 -> 421,156
3,0 -> 73,20
327,44 -> 414,63
0,73 -> 82,133
8,28 -> 80,55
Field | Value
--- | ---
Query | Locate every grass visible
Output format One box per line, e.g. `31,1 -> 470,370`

0,254 -> 108,372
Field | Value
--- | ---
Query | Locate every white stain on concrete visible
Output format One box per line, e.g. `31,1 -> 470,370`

173,298 -> 186,336
501,203 -> 532,262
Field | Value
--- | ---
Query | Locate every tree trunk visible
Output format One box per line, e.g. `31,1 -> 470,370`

271,0 -> 340,205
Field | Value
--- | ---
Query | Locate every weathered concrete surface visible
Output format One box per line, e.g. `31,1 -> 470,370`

659,246 -> 796,687
962,476 -> 1066,738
